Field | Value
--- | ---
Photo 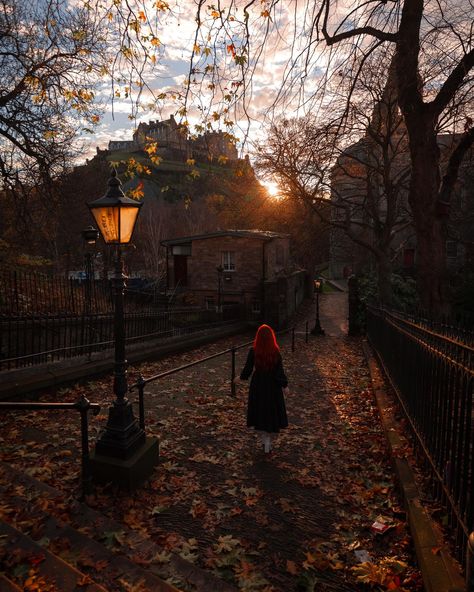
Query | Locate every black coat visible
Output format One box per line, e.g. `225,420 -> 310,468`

240,347 -> 289,433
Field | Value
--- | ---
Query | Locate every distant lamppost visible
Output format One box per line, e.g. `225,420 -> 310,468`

81,226 -> 99,315
311,278 -> 325,336
216,265 -> 224,312
87,169 -> 158,488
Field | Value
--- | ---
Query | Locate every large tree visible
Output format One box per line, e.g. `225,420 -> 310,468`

183,1 -> 474,312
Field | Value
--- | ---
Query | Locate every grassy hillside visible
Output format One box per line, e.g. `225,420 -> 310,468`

105,149 -> 258,204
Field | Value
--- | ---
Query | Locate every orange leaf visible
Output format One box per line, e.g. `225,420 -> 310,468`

286,559 -> 299,575
77,575 -> 94,587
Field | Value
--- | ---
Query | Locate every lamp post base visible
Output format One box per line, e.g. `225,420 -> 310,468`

89,436 -> 159,490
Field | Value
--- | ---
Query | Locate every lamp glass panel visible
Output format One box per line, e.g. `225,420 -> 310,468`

119,206 -> 140,244
91,206 -> 119,243
91,206 -> 139,244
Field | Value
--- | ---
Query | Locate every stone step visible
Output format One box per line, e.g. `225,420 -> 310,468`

0,573 -> 23,591
0,461 -> 239,592
0,520 -> 108,592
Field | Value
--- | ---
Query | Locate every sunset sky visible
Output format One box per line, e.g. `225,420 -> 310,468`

83,1 -> 327,160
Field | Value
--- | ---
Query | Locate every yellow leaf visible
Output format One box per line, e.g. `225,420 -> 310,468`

286,559 -> 298,575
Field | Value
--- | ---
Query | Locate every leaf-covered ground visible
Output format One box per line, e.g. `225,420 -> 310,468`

0,294 -> 423,591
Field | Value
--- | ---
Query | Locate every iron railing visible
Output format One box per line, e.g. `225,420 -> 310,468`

0,268 -> 114,315
366,306 -> 474,573
0,268 -> 173,316
0,305 -> 244,370
0,395 -> 100,498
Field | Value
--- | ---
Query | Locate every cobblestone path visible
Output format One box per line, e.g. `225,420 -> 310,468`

0,294 -> 422,591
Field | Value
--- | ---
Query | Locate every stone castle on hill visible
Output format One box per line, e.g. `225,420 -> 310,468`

108,115 -> 239,163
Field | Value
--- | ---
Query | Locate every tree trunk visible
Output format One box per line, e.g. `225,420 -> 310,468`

377,252 -> 392,306
406,114 -> 448,313
395,1 -> 449,314
414,218 -> 447,313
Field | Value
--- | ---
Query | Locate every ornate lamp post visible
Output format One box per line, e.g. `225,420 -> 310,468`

87,169 -> 158,488
216,265 -> 224,313
81,226 -> 99,315
311,278 -> 325,336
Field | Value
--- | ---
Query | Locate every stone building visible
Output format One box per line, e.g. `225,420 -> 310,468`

107,116 -> 239,164
161,230 -> 308,327
107,140 -> 137,152
133,116 -> 190,159
329,134 -> 474,280
192,131 -> 238,162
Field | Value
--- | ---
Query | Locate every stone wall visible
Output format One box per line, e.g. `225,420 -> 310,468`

263,270 -> 308,329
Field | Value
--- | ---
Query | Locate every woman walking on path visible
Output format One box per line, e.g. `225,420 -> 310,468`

235,324 -> 289,453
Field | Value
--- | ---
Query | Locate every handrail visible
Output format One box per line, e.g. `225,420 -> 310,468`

167,278 -> 181,305
129,325 -> 296,430
130,339 -> 254,389
130,326 -> 293,390
0,395 -> 101,499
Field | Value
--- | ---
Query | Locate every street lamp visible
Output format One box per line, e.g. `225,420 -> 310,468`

81,226 -> 99,315
87,169 -> 158,489
216,265 -> 224,313
311,278 -> 325,336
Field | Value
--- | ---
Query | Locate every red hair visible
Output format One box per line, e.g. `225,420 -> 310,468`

253,324 -> 280,371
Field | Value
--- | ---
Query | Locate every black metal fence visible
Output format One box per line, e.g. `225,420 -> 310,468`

366,306 -> 474,568
0,268 -> 113,315
0,267 -> 168,316
0,306 -> 243,371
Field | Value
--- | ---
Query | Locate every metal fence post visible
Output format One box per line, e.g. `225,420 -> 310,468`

467,532 -> 474,591
137,374 -> 146,430
231,346 -> 236,396
76,394 -> 92,500
305,321 -> 308,343
292,326 -> 295,352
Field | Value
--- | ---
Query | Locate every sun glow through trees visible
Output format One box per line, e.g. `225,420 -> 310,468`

263,180 -> 281,199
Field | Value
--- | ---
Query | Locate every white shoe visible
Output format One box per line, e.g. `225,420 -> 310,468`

264,435 -> 271,453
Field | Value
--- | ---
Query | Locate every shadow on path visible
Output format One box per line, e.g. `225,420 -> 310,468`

0,297 -> 421,591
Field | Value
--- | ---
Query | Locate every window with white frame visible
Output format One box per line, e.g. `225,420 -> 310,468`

222,251 -> 235,271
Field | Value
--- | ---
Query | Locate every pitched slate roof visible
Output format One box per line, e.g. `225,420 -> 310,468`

161,229 -> 287,246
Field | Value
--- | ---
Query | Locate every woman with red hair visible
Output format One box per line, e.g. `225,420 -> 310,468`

236,324 -> 289,453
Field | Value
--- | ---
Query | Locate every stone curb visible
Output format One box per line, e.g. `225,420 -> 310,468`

0,323 -> 247,400
362,340 -> 466,592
